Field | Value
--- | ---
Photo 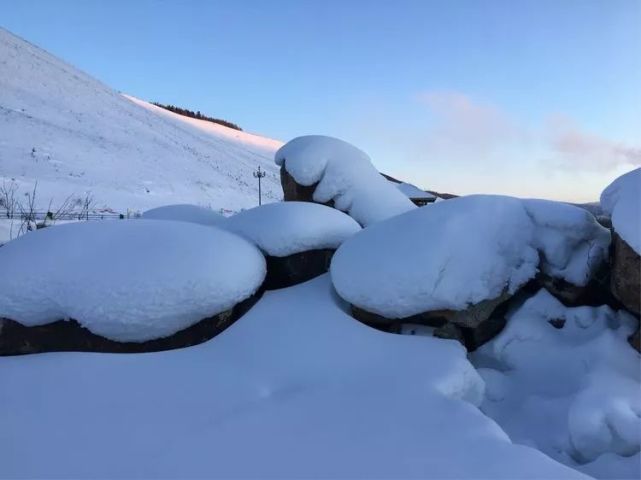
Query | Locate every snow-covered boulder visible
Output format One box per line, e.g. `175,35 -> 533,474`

142,204 -> 227,226
275,135 -> 416,226
331,195 -> 611,349
473,289 -> 640,479
224,202 -> 361,289
0,220 -> 265,354
600,168 -> 640,321
395,182 -> 437,205
601,168 -> 640,255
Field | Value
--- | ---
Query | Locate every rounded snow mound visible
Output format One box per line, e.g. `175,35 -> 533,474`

224,201 -> 361,257
331,195 -> 610,318
275,135 -> 416,226
600,168 -> 640,254
0,220 -> 265,342
142,204 -> 227,227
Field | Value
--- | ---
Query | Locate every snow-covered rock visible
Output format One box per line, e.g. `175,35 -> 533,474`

601,168 -> 641,255
395,182 -> 437,201
332,195 -> 610,318
224,202 -> 361,288
142,204 -> 227,226
331,195 -> 610,348
0,275 -> 587,478
0,27 -> 283,214
600,169 -> 641,320
275,135 -> 416,226
0,220 -> 265,342
225,201 -> 361,257
473,289 -> 641,480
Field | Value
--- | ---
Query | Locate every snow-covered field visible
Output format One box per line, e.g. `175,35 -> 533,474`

1,275 -> 588,479
0,27 -> 283,217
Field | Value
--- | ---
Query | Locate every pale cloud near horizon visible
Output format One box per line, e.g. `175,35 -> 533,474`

415,90 -> 641,172
546,115 -> 641,171
415,91 -> 526,161
343,90 -> 639,202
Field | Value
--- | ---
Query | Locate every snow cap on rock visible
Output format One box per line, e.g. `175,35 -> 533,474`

331,195 -> 610,318
0,220 -> 265,342
142,204 -> 227,226
224,201 -> 361,257
600,168 -> 641,254
275,135 -> 416,226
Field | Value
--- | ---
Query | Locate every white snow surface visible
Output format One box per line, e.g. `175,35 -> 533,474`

142,204 -> 228,226
473,289 -> 641,479
224,201 -> 361,256
0,275 -> 587,478
331,195 -> 610,318
0,220 -> 265,341
0,27 -> 283,214
600,168 -> 641,254
396,181 -> 436,200
275,135 -> 416,226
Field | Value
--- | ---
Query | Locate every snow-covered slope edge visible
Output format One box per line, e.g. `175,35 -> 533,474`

0,27 -> 283,214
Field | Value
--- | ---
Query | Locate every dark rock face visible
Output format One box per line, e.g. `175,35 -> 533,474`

280,164 -> 335,208
264,249 -> 334,290
630,325 -> 640,352
350,290 -> 513,351
610,233 -> 641,316
0,290 -> 262,356
537,269 -> 612,308
280,165 -> 316,203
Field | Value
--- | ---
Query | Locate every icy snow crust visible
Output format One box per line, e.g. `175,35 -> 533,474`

331,195 -> 610,318
275,135 -> 416,226
224,201 -> 361,256
0,276 -> 586,479
142,204 -> 227,226
473,289 -> 641,479
0,220 -> 265,342
600,168 -> 641,254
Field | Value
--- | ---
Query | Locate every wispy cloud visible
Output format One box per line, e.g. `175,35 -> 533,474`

546,115 -> 641,171
342,89 -> 639,201
416,91 -> 525,160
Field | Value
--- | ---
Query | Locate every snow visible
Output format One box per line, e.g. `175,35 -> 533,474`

0,275 -> 587,478
142,204 -> 227,226
473,289 -> 640,479
600,168 -> 641,254
275,135 -> 416,226
0,218 -> 19,245
0,27 -> 283,215
331,195 -> 610,318
396,181 -> 437,200
224,201 -> 361,256
0,220 -> 265,341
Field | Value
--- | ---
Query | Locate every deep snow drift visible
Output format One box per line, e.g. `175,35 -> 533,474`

275,135 -> 416,226
600,167 -> 641,254
0,220 -> 265,341
473,289 -> 641,479
331,195 -> 610,318
0,27 -> 282,214
0,276 -> 587,479
224,201 -> 361,256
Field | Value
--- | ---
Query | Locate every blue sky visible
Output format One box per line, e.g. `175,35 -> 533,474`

2,0 -> 639,201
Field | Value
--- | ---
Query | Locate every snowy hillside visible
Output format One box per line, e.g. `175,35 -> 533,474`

0,27 -> 283,214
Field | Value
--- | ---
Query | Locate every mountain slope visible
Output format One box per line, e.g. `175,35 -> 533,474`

0,27 -> 283,213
